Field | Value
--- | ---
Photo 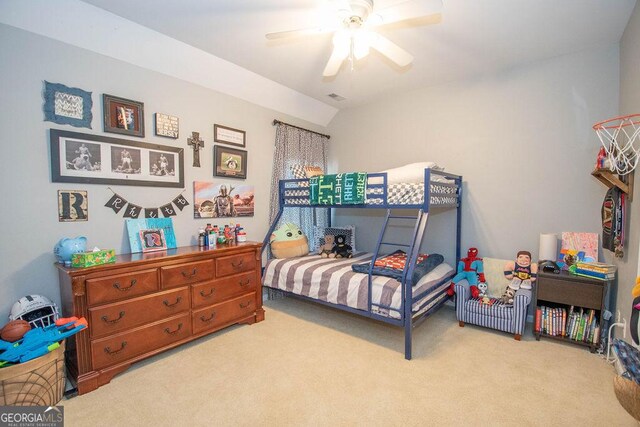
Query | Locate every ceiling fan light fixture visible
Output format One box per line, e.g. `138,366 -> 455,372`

353,30 -> 372,60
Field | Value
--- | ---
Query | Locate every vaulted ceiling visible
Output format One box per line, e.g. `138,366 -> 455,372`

82,0 -> 636,109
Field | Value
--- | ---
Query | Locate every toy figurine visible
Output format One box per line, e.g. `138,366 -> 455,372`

499,250 -> 537,305
448,247 -> 486,296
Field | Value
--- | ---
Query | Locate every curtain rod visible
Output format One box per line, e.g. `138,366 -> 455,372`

272,119 -> 331,140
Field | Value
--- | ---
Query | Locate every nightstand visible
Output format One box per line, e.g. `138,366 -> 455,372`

533,270 -> 613,352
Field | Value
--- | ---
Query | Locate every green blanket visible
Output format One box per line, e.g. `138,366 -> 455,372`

309,172 -> 367,205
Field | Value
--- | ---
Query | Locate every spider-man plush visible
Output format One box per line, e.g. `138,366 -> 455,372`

447,247 -> 486,297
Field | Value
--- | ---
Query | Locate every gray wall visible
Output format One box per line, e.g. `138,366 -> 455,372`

327,45 -> 620,266
614,2 -> 640,339
0,24 -> 326,320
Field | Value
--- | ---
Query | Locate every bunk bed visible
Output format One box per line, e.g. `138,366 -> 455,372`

262,167 -> 462,360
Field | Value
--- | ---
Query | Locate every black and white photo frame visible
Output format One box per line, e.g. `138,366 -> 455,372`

50,129 -> 184,188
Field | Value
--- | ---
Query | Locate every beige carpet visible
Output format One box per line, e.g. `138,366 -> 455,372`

62,299 -> 636,426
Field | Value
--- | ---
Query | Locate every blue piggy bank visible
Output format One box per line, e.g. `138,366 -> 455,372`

54,237 -> 87,265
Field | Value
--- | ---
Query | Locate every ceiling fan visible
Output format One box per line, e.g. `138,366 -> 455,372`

265,0 -> 443,77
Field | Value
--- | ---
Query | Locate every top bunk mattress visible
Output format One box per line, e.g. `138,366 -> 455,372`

263,253 -> 455,320
281,167 -> 460,208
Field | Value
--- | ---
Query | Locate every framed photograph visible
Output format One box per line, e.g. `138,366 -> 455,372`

58,190 -> 88,222
214,124 -> 246,147
155,113 -> 179,139
213,145 -> 247,179
50,129 -> 184,188
194,181 -> 254,218
103,94 -> 145,137
139,228 -> 167,252
43,81 -> 93,128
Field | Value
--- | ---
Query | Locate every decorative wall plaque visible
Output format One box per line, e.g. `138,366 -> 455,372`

155,113 -> 179,139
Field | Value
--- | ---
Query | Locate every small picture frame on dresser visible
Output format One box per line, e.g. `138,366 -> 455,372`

139,228 -> 167,252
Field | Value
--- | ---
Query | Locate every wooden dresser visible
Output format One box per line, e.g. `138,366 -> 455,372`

56,242 -> 263,394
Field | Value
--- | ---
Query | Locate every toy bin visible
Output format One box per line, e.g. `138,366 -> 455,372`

0,340 -> 65,406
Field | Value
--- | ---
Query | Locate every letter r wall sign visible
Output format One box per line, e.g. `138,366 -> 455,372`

58,190 -> 88,222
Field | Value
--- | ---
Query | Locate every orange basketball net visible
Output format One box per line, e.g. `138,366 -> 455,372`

593,113 -> 640,175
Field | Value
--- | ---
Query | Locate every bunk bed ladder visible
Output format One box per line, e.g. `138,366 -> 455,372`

368,209 -> 428,359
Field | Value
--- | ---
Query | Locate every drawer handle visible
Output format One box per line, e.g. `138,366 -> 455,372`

104,341 -> 127,355
113,279 -> 137,291
232,260 -> 244,269
200,312 -> 217,323
239,279 -> 251,288
239,301 -> 252,309
163,297 -> 183,307
181,268 -> 198,279
199,288 -> 216,298
164,323 -> 183,335
101,311 -> 125,324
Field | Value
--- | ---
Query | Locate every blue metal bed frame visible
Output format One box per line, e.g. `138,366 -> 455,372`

262,168 -> 462,359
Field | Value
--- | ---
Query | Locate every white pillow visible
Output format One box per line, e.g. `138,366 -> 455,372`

381,162 -> 444,184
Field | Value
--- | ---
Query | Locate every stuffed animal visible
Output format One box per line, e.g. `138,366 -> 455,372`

477,282 -> 488,298
447,247 -> 487,296
331,235 -> 352,258
499,250 -> 537,305
269,223 -> 309,259
318,235 -> 336,258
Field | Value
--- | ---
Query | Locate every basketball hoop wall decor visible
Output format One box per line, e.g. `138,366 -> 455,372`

593,114 -> 640,176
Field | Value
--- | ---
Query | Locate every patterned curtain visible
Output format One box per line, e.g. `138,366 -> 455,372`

269,123 -> 329,244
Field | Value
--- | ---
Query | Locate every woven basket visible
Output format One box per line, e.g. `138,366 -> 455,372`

614,375 -> 640,421
0,340 -> 66,406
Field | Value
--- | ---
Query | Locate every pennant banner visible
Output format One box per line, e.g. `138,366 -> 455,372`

105,189 -> 188,218
105,193 -> 127,213
123,203 -> 142,219
145,208 -> 159,218
172,194 -> 189,211
160,203 -> 177,217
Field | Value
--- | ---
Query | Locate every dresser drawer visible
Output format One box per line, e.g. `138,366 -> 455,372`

86,269 -> 159,306
91,313 -> 191,371
192,293 -> 256,335
191,272 -> 257,309
89,287 -> 190,339
161,260 -> 215,288
538,277 -> 604,310
216,252 -> 256,277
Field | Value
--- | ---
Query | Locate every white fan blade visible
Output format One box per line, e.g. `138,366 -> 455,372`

371,0 -> 442,26
266,27 -> 335,40
369,33 -> 413,67
323,46 -> 350,77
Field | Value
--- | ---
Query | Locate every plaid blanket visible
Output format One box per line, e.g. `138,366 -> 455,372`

309,172 -> 367,205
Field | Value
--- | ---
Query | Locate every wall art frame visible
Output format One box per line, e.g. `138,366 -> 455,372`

50,129 -> 184,188
43,81 -> 93,128
213,145 -> 247,179
214,124 -> 246,147
58,190 -> 88,222
155,113 -> 179,139
103,94 -> 145,137
139,228 -> 167,252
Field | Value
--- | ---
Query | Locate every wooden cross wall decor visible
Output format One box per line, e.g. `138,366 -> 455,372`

187,131 -> 204,167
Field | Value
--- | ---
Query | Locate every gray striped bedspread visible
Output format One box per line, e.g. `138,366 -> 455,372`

263,253 -> 455,319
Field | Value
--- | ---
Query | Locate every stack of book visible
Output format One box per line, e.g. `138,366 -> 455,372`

535,305 -> 600,344
573,261 -> 616,281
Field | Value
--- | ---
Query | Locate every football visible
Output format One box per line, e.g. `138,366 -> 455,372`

1,319 -> 31,342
